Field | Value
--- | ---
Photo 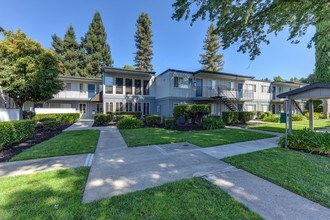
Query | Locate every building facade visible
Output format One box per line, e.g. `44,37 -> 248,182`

1,67 -> 307,119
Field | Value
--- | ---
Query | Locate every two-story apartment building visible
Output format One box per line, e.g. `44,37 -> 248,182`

1,67 -> 308,120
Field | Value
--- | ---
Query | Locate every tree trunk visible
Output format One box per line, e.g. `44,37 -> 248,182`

323,99 -> 329,119
13,98 -> 24,120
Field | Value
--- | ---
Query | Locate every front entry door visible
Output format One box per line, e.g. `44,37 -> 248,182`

79,103 -> 87,119
196,79 -> 203,97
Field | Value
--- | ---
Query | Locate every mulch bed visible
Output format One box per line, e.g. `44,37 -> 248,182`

0,124 -> 72,162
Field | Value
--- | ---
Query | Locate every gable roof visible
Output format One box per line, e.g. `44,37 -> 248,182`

277,83 -> 330,98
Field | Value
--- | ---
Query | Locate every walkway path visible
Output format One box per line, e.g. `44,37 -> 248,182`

0,154 -> 92,177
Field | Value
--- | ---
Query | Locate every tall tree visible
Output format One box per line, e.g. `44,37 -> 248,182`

172,0 -> 330,80
0,30 -> 63,117
82,11 -> 113,77
273,76 -> 284,82
134,13 -> 154,71
300,73 -> 317,84
290,77 -> 300,82
200,23 -> 224,72
52,26 -> 85,77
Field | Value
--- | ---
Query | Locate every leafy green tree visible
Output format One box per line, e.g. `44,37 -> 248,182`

82,11 -> 113,77
52,26 -> 85,77
273,76 -> 284,82
300,73 -> 317,84
134,13 -> 154,71
172,0 -> 329,80
290,77 -> 300,82
0,30 -> 63,117
261,77 -> 271,82
200,23 -> 224,72
123,65 -> 134,70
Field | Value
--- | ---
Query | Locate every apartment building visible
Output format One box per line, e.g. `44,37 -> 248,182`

1,67 -> 308,119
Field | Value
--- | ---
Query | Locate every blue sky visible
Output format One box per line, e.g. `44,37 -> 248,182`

1,0 -> 315,80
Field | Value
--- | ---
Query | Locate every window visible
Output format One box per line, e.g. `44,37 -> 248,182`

64,83 -> 71,91
209,80 -> 216,89
116,102 -> 123,112
88,84 -> 96,98
262,85 -> 270,93
126,79 -> 133,95
105,102 -> 113,113
134,103 -> 142,112
278,87 -> 283,93
80,83 -> 87,93
143,103 -> 150,115
227,81 -> 235,90
96,84 -> 102,93
135,79 -> 142,95
174,77 -> 192,89
116,78 -> 123,94
96,103 -> 102,114
247,84 -> 256,92
126,102 -> 133,112
246,104 -> 256,111
60,103 -> 71,108
143,80 -> 150,95
105,76 -> 113,94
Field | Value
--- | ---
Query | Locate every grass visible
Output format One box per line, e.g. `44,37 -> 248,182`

120,128 -> 275,147
0,168 -> 261,219
224,148 -> 330,208
248,119 -> 330,133
10,130 -> 100,161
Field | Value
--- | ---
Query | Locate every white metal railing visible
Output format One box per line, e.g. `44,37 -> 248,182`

53,91 -> 89,99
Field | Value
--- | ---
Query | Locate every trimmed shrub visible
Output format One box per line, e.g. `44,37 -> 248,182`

146,115 -> 162,127
222,112 -> 238,125
165,117 -> 176,129
238,112 -> 254,123
114,114 -> 135,122
261,111 -> 271,120
201,117 -> 225,130
292,114 -> 306,121
94,114 -> 111,126
173,104 -> 211,123
34,113 -> 80,124
42,121 -> 62,131
173,105 -> 188,119
117,118 -> 143,129
23,111 -> 36,119
262,115 -> 280,123
112,112 -> 142,120
279,128 -> 330,153
305,112 -> 323,119
0,120 -> 35,148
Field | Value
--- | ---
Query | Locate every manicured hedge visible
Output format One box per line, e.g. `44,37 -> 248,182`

173,104 -> 211,123
292,114 -> 306,121
222,112 -> 238,125
22,111 -> 36,119
262,115 -> 280,123
117,118 -> 143,129
146,115 -> 162,127
42,121 -> 62,131
0,120 -> 35,149
279,128 -> 330,153
94,114 -> 112,126
165,117 -> 176,129
34,113 -> 80,124
112,112 -> 142,120
201,117 -> 225,130
238,112 -> 254,123
114,114 -> 135,122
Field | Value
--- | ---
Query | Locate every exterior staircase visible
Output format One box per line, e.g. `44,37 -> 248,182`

218,96 -> 237,111
211,86 -> 238,112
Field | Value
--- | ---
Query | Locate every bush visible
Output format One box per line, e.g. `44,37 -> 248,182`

165,117 -> 176,129
42,121 -> 62,131
0,120 -> 35,148
222,112 -> 238,125
292,114 -> 306,121
117,118 -> 143,129
94,114 -> 111,126
201,117 -> 225,130
279,128 -> 330,153
22,111 -> 36,119
146,115 -> 162,127
253,111 -> 263,119
305,112 -> 323,119
173,105 -> 188,119
261,111 -> 271,120
262,115 -> 280,123
114,114 -> 135,122
34,113 -> 80,124
112,112 -> 142,120
238,112 -> 254,123
173,104 -> 211,123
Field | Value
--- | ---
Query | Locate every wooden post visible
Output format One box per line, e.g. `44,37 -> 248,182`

288,99 -> 293,133
309,100 -> 314,131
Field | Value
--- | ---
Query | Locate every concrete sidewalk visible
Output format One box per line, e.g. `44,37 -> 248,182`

205,166 -> 330,220
0,154 -> 92,177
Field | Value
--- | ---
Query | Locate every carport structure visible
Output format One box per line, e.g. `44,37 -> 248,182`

278,83 -> 330,133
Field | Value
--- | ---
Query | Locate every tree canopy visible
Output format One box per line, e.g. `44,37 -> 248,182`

134,13 -> 154,71
273,75 -> 284,82
0,30 -> 63,111
172,0 -> 329,81
200,23 -> 224,72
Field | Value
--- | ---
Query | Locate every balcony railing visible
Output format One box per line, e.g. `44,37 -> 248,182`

196,85 -> 254,100
53,91 -> 89,99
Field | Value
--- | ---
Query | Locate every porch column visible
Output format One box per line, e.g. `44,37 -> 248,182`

309,100 -> 314,131
288,99 -> 293,133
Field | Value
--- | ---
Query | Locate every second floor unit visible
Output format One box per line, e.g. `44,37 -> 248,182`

271,81 -> 307,101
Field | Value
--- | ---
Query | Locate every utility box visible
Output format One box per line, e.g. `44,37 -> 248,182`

280,112 -> 287,123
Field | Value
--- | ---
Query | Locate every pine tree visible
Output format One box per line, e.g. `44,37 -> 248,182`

82,11 -> 113,77
51,34 -> 64,60
134,13 -> 153,71
199,24 -> 224,72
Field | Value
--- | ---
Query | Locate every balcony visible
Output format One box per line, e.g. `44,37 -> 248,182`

196,85 -> 254,100
53,91 -> 89,100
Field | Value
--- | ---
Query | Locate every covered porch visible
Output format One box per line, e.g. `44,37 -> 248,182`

278,83 -> 330,133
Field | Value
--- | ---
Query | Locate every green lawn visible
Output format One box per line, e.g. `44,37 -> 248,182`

10,130 -> 100,161
0,168 -> 261,219
224,148 -> 330,208
248,119 -> 330,133
120,128 -> 275,147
